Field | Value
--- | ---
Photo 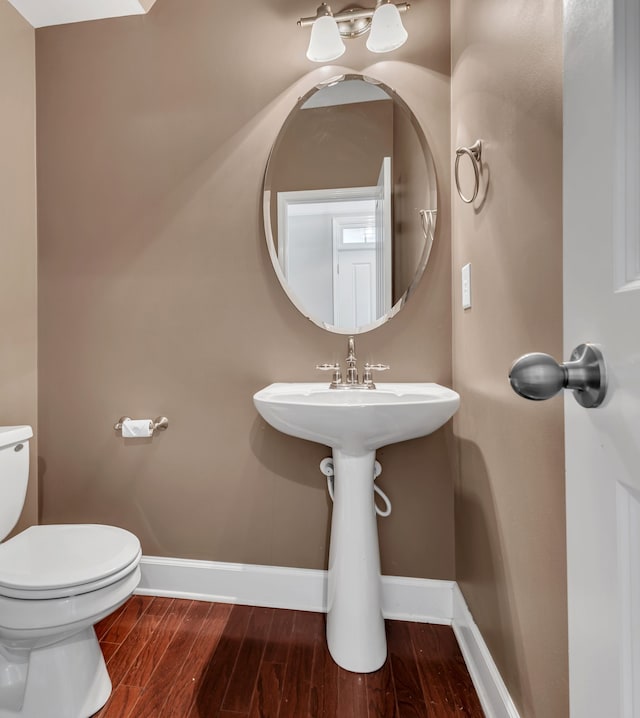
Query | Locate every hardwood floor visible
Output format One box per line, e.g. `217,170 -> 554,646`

94,595 -> 484,717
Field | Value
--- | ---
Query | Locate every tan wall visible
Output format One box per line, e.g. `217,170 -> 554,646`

0,0 -> 37,534
36,0 -> 454,578
451,2 -> 567,717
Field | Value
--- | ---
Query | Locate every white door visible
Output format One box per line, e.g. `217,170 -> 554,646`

565,0 -> 640,715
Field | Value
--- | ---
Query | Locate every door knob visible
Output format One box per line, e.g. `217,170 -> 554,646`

509,343 -> 607,408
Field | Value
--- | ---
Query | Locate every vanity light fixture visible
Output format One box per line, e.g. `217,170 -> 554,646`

298,0 -> 410,63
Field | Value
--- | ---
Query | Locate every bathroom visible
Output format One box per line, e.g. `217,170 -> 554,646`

2,0 -> 633,716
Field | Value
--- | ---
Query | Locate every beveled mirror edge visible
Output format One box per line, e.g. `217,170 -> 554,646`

261,70 -> 439,335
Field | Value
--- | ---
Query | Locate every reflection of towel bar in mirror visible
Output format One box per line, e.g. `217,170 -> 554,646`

419,209 -> 436,241
455,140 -> 482,204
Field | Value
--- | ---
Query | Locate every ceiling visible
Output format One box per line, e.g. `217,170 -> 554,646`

7,0 -> 156,28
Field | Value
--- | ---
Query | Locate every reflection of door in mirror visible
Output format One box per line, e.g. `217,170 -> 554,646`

277,163 -> 392,331
333,214 -> 376,327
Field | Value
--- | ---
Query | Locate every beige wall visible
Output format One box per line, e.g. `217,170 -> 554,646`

451,2 -> 567,717
36,0 -> 454,578
0,0 -> 37,534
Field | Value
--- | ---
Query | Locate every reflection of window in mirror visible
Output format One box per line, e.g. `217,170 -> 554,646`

341,225 -> 375,245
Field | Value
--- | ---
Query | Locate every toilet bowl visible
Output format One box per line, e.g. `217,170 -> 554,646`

0,426 -> 142,718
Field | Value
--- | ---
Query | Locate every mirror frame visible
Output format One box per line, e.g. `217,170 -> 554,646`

262,73 -> 438,335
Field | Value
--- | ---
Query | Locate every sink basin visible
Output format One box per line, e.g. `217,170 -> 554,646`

253,381 -> 460,674
253,382 -> 460,454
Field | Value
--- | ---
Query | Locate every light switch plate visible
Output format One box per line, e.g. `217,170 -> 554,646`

462,263 -> 471,309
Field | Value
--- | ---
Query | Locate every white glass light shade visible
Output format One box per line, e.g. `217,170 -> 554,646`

366,3 -> 408,53
306,15 -> 346,62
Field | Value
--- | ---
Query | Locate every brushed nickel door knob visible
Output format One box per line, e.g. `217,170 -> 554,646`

509,343 -> 607,408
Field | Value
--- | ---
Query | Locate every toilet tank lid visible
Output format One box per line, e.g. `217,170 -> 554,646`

0,426 -> 32,448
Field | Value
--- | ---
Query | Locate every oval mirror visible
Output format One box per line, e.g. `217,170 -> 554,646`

263,74 -> 438,334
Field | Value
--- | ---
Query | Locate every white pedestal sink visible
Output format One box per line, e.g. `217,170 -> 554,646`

253,382 -> 460,673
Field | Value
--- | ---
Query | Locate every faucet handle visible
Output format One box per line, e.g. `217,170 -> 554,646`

316,363 -> 342,387
362,363 -> 390,387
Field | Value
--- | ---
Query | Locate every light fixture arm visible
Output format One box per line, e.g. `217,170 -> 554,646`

298,2 -> 333,26
298,2 -> 410,37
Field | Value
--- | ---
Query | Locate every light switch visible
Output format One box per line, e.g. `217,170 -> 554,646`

461,263 -> 472,309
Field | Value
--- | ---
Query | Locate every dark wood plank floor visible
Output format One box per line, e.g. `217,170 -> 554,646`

94,595 -> 484,718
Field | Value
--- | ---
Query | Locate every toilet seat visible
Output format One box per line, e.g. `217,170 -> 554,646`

0,525 -> 141,600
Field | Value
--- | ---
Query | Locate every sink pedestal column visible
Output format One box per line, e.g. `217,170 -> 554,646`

326,448 -> 386,673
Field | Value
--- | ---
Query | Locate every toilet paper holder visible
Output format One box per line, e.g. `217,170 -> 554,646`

114,416 -> 169,433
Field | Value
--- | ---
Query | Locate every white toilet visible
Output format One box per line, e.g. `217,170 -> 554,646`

0,425 -> 142,718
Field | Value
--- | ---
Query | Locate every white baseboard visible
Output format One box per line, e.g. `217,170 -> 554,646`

136,555 -> 454,623
137,556 -> 327,612
136,556 -> 520,718
452,584 -> 521,718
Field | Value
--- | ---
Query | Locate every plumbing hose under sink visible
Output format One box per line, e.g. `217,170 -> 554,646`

319,457 -> 392,517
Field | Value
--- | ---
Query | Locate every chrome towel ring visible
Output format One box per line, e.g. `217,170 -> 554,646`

455,140 -> 483,203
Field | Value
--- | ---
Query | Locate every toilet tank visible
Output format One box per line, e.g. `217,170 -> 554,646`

0,426 -> 33,541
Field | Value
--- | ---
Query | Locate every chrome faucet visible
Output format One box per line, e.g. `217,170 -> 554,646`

316,336 -> 390,389
346,336 -> 358,385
